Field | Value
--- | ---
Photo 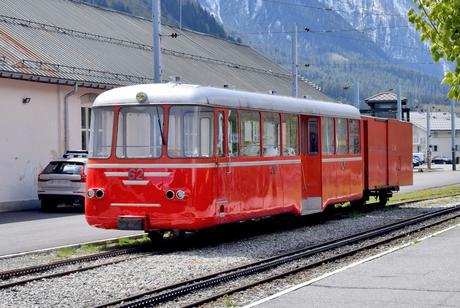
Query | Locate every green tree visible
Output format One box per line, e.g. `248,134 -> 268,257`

408,1 -> 460,100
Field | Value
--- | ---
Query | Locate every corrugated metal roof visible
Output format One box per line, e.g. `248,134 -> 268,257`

0,0 -> 332,101
410,111 -> 460,131
365,91 -> 407,104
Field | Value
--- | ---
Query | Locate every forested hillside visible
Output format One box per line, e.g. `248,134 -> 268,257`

81,0 -> 232,40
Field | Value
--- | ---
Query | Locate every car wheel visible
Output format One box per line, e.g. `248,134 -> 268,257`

41,200 -> 57,212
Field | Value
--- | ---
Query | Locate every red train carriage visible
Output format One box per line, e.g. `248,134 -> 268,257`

85,83 -> 412,237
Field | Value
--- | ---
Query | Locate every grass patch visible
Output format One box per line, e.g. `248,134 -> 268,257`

51,235 -> 149,259
56,247 -> 78,258
223,295 -> 238,307
389,184 -> 460,204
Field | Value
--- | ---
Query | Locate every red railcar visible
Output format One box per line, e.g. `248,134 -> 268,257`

85,83 -> 412,237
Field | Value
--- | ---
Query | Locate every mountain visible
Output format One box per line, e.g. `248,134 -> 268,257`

197,0 -> 448,104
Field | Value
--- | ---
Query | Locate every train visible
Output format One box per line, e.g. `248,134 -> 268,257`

85,83 -> 413,239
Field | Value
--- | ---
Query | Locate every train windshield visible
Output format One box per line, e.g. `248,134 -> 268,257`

116,106 -> 164,158
89,107 -> 114,158
168,106 -> 214,158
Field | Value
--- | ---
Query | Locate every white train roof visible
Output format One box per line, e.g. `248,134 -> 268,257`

93,83 -> 360,119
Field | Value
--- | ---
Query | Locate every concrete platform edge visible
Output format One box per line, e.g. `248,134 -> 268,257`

242,223 -> 460,308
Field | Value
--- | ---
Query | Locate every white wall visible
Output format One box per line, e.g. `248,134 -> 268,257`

0,78 -> 102,204
431,131 -> 460,158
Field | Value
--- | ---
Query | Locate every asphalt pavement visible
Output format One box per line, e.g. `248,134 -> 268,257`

0,208 -> 141,257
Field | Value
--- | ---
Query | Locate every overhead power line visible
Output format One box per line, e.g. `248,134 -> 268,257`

231,25 -> 411,36
261,0 -> 406,17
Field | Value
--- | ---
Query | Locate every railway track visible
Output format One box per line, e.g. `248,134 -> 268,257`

0,245 -> 149,289
1,193 -> 458,295
95,205 -> 460,308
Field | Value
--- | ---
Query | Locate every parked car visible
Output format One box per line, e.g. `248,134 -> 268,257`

431,156 -> 452,164
413,156 -> 421,167
37,151 -> 87,212
413,152 -> 425,164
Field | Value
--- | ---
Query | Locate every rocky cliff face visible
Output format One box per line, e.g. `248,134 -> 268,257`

198,0 -> 440,76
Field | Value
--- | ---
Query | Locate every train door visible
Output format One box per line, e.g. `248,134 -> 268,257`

215,109 -> 239,220
300,116 -> 322,214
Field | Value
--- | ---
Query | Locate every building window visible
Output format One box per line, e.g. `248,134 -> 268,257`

335,118 -> 348,154
322,117 -> 334,154
282,114 -> 299,156
81,107 -> 92,150
240,111 -> 260,157
262,113 -> 280,157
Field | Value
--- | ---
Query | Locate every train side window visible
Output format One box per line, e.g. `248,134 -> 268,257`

322,117 -> 334,155
217,112 -> 224,157
240,111 -> 260,157
282,114 -> 299,156
262,113 -> 280,157
168,106 -> 214,158
308,118 -> 319,155
335,118 -> 348,154
348,119 -> 360,154
228,110 -> 239,157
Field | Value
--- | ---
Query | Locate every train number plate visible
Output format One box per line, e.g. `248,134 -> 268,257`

117,217 -> 145,230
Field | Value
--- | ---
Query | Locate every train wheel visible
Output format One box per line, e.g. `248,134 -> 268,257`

148,231 -> 164,243
350,199 -> 366,208
378,194 -> 388,207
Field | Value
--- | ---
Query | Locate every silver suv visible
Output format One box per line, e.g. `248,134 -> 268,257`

37,151 -> 87,212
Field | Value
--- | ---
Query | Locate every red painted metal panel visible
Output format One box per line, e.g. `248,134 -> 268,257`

363,117 -> 388,189
387,119 -> 413,186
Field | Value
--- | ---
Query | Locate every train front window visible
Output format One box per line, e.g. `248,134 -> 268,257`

168,106 -> 214,158
88,107 -> 114,158
116,106 -> 164,158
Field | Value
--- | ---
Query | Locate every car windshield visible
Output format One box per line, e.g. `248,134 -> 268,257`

42,162 -> 84,175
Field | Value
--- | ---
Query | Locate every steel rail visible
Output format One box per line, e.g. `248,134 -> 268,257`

0,255 -> 145,290
96,206 -> 460,308
0,246 -> 146,281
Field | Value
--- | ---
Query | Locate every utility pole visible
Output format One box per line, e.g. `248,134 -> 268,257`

179,0 -> 182,30
355,80 -> 360,110
291,23 -> 298,98
152,0 -> 162,83
451,99 -> 457,170
397,84 -> 402,121
427,105 -> 431,170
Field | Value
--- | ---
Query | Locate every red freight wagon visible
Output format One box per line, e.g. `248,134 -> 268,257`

362,117 -> 413,204
84,83 -> 412,239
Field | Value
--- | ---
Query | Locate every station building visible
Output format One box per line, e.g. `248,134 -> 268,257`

0,0 -> 331,209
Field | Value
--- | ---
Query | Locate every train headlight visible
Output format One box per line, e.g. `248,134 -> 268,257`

87,189 -> 95,199
136,92 -> 148,104
176,190 -> 186,200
